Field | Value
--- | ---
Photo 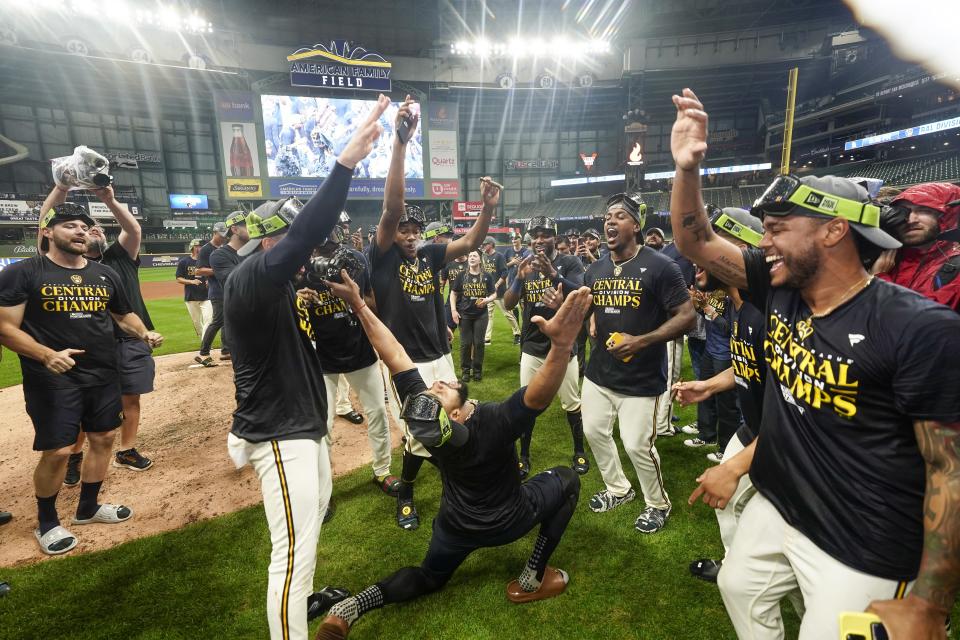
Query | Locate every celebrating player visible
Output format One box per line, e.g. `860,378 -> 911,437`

314,272 -> 592,640
221,95 -> 387,640
581,193 -> 694,534
368,94 -> 498,531
671,87 -> 960,640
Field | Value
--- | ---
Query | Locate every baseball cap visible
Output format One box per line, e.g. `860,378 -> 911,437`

424,221 -> 453,239
582,228 -> 601,240
225,211 -> 246,228
399,204 -> 426,229
565,227 -> 581,237
752,174 -> 900,250
189,239 -> 202,248
339,210 -> 351,224
482,235 -> 496,246
39,203 -> 96,252
212,222 -> 228,237
401,391 -> 469,449
527,216 -> 558,235
710,207 -> 763,247
238,198 -> 303,257
645,227 -> 665,239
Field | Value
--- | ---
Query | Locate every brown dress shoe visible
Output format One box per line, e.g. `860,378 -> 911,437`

506,567 -> 569,603
315,615 -> 350,639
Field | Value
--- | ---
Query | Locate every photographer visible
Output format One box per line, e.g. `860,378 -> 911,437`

222,95 -> 387,640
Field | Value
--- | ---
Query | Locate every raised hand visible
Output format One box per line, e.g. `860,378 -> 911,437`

532,251 -> 556,278
541,283 -> 562,310
671,88 -> 708,171
338,94 -> 390,169
531,287 -> 592,348
479,176 -> 501,210
516,255 -> 535,280
394,95 -> 419,143
323,269 -> 364,309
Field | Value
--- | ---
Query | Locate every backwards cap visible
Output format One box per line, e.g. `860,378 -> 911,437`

238,198 -> 302,257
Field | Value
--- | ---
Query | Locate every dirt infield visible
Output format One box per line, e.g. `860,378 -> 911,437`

0,352 -> 402,567
141,280 -> 183,300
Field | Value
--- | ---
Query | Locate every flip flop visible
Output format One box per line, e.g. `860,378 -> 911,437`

34,526 -> 77,555
71,504 -> 133,525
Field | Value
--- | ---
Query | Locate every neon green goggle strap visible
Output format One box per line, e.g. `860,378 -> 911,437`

713,212 -> 763,247
225,212 -> 246,227
40,209 -> 56,229
245,212 -> 290,239
424,224 -> 453,240
788,184 -> 881,227
436,408 -> 452,446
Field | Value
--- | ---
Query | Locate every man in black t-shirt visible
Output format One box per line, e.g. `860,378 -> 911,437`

481,236 -> 519,344
222,97 -> 384,640
671,88 -> 960,639
80,186 -> 161,473
574,228 -> 603,377
314,274 -> 592,640
503,216 -> 588,478
0,204 -> 161,556
175,239 -> 211,338
195,220 -> 228,364
297,232 -> 399,498
581,193 -> 694,535
198,212 -> 248,364
368,95 -> 499,532
503,232 -> 529,345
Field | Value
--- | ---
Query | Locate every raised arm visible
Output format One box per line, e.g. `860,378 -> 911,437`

95,185 -> 141,259
521,287 -> 593,411
670,89 -> 747,290
445,178 -> 499,261
36,185 -> 69,251
376,96 -> 418,253
324,270 -> 416,375
868,420 -> 960,637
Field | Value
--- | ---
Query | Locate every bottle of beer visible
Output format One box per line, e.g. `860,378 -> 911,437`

230,125 -> 254,177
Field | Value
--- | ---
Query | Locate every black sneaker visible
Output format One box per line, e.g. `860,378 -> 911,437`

64,452 -> 83,486
518,456 -> 531,479
322,500 -> 335,524
219,351 -> 232,362
689,558 -> 721,583
472,370 -> 483,382
459,370 -> 471,384
0,511 -> 11,527
635,506 -> 671,534
307,586 -> 350,622
513,334 -> 521,345
572,453 -> 590,475
195,355 -> 216,367
396,499 -> 419,530
113,448 -> 153,471
338,411 -> 364,424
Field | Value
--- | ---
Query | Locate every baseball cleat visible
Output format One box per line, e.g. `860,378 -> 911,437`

689,558 -> 721,583
338,411 -> 364,424
635,506 -> 670,534
572,453 -> 590,475
589,488 -> 636,513
518,456 -> 531,480
396,499 -> 419,530
683,438 -> 708,448
506,567 -> 569,603
373,474 -> 401,497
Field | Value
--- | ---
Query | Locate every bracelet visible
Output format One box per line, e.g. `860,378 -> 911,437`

353,302 -> 367,313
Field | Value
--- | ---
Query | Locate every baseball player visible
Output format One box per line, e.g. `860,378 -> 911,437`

480,236 -> 518,344
672,88 -> 960,640
368,95 -> 498,531
580,193 -> 694,535
195,217 -> 232,365
207,211 -> 249,363
0,204 -> 161,555
314,274 -> 592,640
502,232 -> 529,345
176,239 -> 212,338
503,216 -> 589,478
80,186 -> 159,472
222,95 -> 386,640
297,230 -> 400,497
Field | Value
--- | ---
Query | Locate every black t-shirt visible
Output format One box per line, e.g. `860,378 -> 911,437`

584,248 -> 689,396
393,368 -> 543,537
503,246 -> 530,279
0,256 -> 133,389
308,249 -> 377,374
100,242 -> 154,334
369,242 -> 449,362
482,250 -> 507,297
743,248 -> 960,580
210,245 -> 243,291
517,253 -> 585,358
452,270 -> 494,319
225,251 -> 328,443
730,300 -> 765,444
662,243 -> 696,287
198,241 -> 222,300
175,256 -> 207,302
441,260 -> 467,299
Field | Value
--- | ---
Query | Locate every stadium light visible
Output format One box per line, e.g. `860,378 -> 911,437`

644,163 -> 772,181
0,0 -> 214,34
448,36 -> 610,59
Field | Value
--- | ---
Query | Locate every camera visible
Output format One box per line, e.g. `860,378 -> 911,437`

51,145 -> 114,190
307,246 -> 365,286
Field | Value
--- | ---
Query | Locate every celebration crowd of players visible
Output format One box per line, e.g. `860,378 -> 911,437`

0,90 -> 957,640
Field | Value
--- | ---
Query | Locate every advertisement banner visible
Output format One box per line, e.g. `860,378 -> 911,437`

213,91 -> 264,200
426,102 -> 460,199
428,129 -> 459,179
0,200 -> 40,219
429,181 -> 460,198
287,41 -> 392,92
269,178 -> 423,199
141,254 -> 188,268
0,244 -> 38,258
88,201 -> 141,220
453,201 -> 484,219
214,91 -> 257,122
226,178 -> 264,198
505,160 -> 559,170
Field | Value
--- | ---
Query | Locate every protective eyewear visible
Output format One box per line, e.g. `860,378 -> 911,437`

400,392 -> 454,446
248,197 -> 303,239
424,224 -> 453,240
710,211 -> 763,247
605,193 -> 648,226
751,175 -> 881,227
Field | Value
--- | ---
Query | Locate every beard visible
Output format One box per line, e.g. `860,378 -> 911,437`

901,224 -> 939,247
782,243 -> 821,289
87,237 -> 107,255
53,234 -> 88,255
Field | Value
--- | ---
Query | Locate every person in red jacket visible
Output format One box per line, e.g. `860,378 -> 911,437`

873,182 -> 960,311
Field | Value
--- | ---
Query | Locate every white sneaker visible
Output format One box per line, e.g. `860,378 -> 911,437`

680,423 -> 699,435
706,452 -> 723,464
588,488 -> 636,513
684,438 -> 708,448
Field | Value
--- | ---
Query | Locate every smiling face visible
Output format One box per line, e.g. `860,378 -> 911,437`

395,222 -> 423,259
556,239 -> 570,255
898,202 -> 942,247
760,214 -> 826,288
46,220 -> 90,256
530,229 -> 555,255
604,207 -> 641,253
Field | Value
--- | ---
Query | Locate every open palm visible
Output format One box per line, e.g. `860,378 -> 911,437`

671,88 -> 708,170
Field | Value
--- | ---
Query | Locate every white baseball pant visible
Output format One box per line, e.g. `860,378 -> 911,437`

227,434 -> 332,640
715,435 -> 757,554
384,354 -> 457,457
334,374 -> 353,416
581,378 -> 670,510
718,492 -> 911,640
655,337 -> 684,435
519,352 -> 581,412
485,298 -> 520,341
323,362 -> 392,477
185,300 -> 213,338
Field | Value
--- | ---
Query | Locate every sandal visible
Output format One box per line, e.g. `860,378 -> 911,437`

71,504 -> 133,525
34,526 -> 77,555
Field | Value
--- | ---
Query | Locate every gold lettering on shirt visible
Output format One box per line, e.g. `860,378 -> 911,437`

40,284 -> 111,313
398,261 -> 436,297
460,277 -> 490,300
590,276 -> 644,309
764,313 -> 859,418
310,288 -> 349,319
296,295 -> 315,340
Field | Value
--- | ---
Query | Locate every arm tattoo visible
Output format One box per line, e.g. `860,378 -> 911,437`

912,420 -> 960,611
681,210 -> 707,243
708,254 -> 748,290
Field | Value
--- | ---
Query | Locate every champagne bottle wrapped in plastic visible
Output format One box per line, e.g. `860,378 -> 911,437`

51,145 -> 113,190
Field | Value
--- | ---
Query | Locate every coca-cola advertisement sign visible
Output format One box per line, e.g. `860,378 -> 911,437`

220,122 -> 261,178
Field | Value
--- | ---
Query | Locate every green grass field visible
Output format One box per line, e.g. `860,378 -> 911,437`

0,270 -> 953,639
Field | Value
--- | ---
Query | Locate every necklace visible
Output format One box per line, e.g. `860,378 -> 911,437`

612,246 -> 641,276
796,276 -> 873,341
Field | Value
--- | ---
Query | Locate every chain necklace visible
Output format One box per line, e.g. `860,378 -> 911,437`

611,246 -> 642,276
796,276 -> 873,341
